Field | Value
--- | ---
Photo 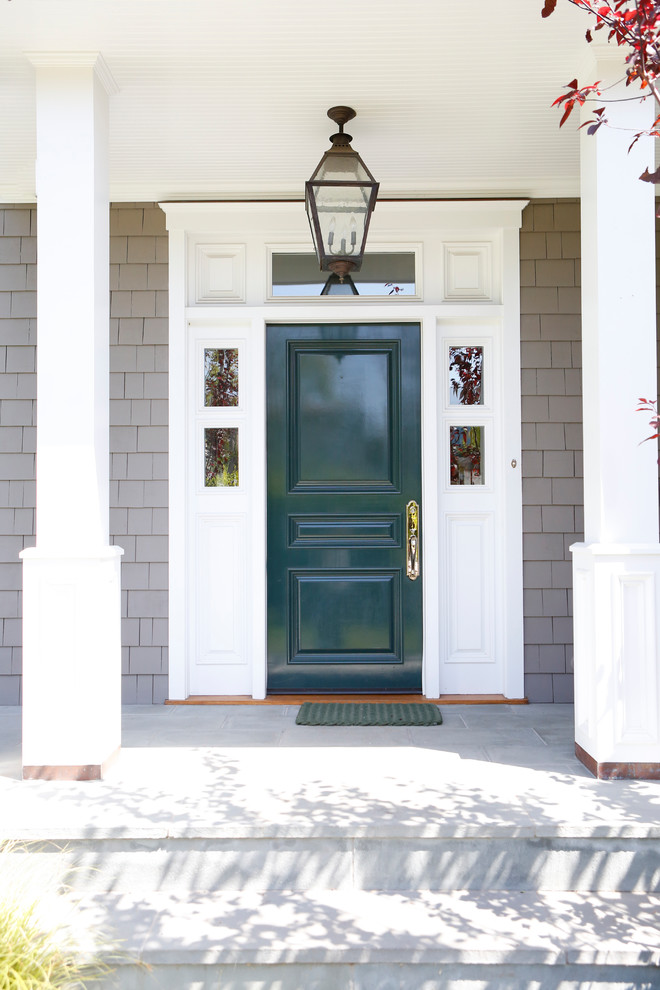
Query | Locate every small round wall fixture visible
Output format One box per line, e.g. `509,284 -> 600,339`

305,106 -> 379,282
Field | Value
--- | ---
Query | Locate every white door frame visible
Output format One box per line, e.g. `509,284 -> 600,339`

163,201 -> 527,700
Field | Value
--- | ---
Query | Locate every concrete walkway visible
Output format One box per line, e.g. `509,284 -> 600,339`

0,703 -> 659,838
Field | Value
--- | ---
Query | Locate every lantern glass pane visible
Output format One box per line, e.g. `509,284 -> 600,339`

314,197 -> 368,264
313,152 -> 372,184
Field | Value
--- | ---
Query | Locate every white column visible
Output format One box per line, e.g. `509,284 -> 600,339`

572,50 -> 660,778
20,54 -> 122,780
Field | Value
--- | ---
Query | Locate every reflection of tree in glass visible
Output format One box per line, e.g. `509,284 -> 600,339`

450,426 -> 482,485
204,348 -> 239,407
449,347 -> 483,405
205,428 -> 239,487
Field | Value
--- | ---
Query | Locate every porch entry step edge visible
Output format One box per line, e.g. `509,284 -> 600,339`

102,962 -> 660,990
4,823 -> 660,842
72,889 -> 660,968
12,834 -> 660,895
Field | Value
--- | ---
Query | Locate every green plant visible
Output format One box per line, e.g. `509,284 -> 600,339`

0,842 -> 111,990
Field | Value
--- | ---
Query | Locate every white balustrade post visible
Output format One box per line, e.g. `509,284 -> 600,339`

572,50 -> 660,778
20,54 -> 122,780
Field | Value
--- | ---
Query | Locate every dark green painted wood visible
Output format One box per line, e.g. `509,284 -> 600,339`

267,324 -> 422,693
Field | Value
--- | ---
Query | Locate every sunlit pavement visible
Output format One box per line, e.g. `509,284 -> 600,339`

0,702 -> 657,837
2,704 -> 660,988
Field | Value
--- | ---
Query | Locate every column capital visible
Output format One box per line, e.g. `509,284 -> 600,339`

578,41 -> 629,79
25,51 -> 119,95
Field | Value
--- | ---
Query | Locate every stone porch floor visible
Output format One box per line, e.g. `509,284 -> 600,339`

0,703 -> 658,838
2,703 -> 660,988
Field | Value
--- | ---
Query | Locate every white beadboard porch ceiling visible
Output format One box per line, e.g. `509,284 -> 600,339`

0,0 -> 603,202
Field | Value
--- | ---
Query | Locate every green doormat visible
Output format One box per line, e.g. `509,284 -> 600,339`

295,702 -> 443,726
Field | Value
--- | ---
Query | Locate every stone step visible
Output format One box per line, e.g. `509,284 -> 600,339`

76,888 -> 660,990
8,828 -> 660,893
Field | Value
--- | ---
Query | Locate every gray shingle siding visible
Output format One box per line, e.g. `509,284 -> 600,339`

0,206 -> 36,705
0,198 -> 592,704
110,203 -> 169,705
521,199 -> 583,703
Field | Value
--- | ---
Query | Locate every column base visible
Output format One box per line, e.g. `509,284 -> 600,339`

20,546 -> 123,778
571,542 -> 660,775
23,746 -> 120,781
576,742 -> 660,780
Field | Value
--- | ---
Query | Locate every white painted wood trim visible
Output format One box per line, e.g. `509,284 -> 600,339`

162,201 -> 526,700
168,306 -> 521,701
421,314 -> 440,698
249,317 -> 267,699
162,200 -> 530,230
167,228 -> 188,700
501,226 -> 525,699
26,51 -> 119,95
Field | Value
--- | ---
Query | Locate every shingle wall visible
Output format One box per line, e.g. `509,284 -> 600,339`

0,206 -> 36,705
109,203 -> 169,704
520,199 -> 583,703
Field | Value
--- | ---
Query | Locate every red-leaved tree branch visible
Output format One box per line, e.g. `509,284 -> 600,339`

543,0 -> 660,180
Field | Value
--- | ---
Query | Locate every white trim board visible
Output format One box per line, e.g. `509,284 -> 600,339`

163,201 -> 526,700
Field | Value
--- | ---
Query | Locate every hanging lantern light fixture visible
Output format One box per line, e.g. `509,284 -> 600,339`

305,106 -> 379,283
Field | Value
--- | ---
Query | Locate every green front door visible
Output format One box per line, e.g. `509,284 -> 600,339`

267,323 -> 422,693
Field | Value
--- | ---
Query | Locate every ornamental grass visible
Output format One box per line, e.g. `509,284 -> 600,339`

0,841 -> 112,990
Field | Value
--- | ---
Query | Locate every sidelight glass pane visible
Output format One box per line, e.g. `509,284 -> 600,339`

449,346 -> 483,405
204,427 -> 239,487
450,426 -> 484,486
204,348 -> 239,407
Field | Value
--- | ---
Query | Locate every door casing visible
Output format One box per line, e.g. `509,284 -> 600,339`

162,200 -> 526,701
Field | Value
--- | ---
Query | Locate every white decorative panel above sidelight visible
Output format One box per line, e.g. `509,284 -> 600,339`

443,242 -> 493,302
445,513 -> 495,662
196,514 -> 247,665
192,243 -> 246,304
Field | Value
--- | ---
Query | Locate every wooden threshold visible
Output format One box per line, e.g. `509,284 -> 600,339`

166,694 -> 528,706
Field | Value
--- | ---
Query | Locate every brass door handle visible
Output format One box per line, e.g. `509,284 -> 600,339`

406,500 -> 420,580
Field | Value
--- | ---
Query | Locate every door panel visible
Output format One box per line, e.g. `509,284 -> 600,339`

293,349 -> 394,487
267,323 -> 422,693
290,570 -> 401,662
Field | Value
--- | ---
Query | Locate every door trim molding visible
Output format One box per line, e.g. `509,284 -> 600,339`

163,201 -> 526,701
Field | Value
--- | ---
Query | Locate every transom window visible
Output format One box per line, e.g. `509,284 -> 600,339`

270,250 -> 418,298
